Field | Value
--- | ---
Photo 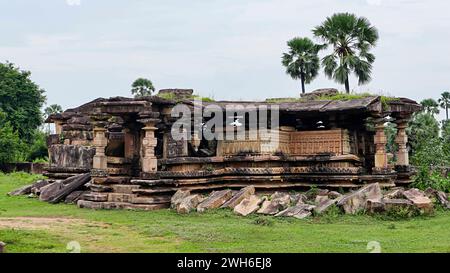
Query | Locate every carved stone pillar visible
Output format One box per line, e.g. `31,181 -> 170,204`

138,111 -> 160,174
141,123 -> 158,173
93,125 -> 108,170
395,119 -> 409,166
373,118 -> 388,172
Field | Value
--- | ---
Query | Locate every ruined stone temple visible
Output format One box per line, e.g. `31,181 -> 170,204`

45,88 -> 421,210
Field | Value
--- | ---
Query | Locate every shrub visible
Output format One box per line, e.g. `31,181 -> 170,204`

383,206 -> 419,220
412,168 -> 450,193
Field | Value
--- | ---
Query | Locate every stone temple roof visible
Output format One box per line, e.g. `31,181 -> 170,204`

196,96 -> 421,117
46,89 -> 422,123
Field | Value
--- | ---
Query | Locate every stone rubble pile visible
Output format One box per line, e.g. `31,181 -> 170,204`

170,183 -> 450,219
8,178 -> 449,218
7,173 -> 91,204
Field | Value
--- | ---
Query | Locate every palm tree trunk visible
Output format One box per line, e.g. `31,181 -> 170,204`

301,74 -> 306,94
344,77 -> 350,94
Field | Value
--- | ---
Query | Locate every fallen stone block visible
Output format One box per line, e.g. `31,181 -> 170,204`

234,195 -> 263,216
221,186 -> 255,209
197,190 -> 232,212
0,241 -> 5,253
39,182 -> 64,202
337,183 -> 382,214
424,188 -> 450,209
383,198 -> 415,212
366,199 -> 385,214
7,179 -> 48,196
31,180 -> 50,195
276,204 -> 315,219
257,199 -> 277,215
40,173 -> 91,204
327,191 -> 342,199
314,198 -> 337,215
402,188 -> 433,214
315,195 -> 329,205
290,193 -> 308,205
7,184 -> 33,196
257,192 -> 291,215
384,188 -> 404,199
435,191 -> 450,209
177,194 -> 202,214
64,191 -> 86,204
171,190 -> 191,209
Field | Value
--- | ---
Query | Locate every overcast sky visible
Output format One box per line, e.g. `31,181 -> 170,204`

1,0 -> 449,120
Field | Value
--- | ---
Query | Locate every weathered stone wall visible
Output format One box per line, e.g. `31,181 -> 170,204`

49,145 -> 95,170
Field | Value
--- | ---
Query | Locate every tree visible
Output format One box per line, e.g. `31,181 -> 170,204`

407,112 -> 440,154
26,130 -> 49,162
131,78 -> 155,98
442,119 -> 450,142
420,98 -> 440,116
43,104 -> 63,134
0,111 -> 21,163
409,114 -> 450,192
44,104 -> 63,118
385,122 -> 397,155
313,13 -> 379,93
0,62 -> 46,143
438,91 -> 450,120
281,37 -> 322,94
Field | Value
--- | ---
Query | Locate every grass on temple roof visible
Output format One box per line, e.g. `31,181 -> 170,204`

1,172 -> 449,253
265,92 -> 399,105
156,92 -> 215,102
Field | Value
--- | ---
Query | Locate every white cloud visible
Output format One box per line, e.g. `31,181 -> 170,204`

366,0 -> 382,6
66,0 -> 81,6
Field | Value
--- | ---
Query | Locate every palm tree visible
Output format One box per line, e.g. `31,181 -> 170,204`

438,91 -> 450,120
131,78 -> 155,98
420,99 -> 440,116
44,104 -> 63,118
44,104 -> 63,133
281,37 -> 322,94
313,13 -> 379,93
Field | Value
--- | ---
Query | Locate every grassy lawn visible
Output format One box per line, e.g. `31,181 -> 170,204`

0,172 -> 449,253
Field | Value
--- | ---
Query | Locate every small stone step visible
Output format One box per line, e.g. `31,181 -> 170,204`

83,193 -> 108,202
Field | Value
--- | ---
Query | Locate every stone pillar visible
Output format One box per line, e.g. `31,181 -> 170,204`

373,118 -> 388,172
93,126 -> 108,170
141,121 -> 158,173
395,120 -> 409,166
54,120 -> 63,135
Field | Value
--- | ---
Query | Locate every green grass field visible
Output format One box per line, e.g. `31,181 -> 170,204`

0,172 -> 449,253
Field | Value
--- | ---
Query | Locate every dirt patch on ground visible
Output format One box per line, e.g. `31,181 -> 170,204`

0,216 -> 181,252
0,217 -> 108,230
